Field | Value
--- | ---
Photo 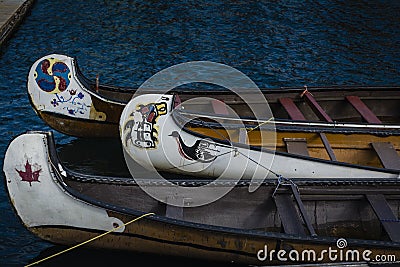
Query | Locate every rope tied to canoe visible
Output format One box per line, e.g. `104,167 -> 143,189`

96,74 -> 99,92
34,154 -> 155,265
272,175 -> 299,198
245,116 -> 274,134
300,85 -> 313,98
25,212 -> 155,267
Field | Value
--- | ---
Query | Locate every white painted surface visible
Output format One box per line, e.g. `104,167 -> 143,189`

121,94 -> 400,180
27,54 -> 97,120
4,132 -> 124,232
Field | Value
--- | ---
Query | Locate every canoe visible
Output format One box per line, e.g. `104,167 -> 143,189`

3,131 -> 400,265
27,54 -> 400,138
120,93 -> 400,183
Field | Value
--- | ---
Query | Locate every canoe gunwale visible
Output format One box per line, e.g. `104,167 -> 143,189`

73,54 -> 400,102
73,57 -> 400,95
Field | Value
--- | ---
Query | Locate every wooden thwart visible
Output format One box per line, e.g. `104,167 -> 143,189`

371,142 -> 400,169
278,98 -> 306,121
274,184 -> 316,237
289,184 -> 317,236
165,204 -> 184,220
366,194 -> 400,242
279,96 -> 337,161
319,133 -> 337,161
346,95 -> 382,124
302,91 -> 333,122
165,196 -> 184,220
274,194 -> 307,236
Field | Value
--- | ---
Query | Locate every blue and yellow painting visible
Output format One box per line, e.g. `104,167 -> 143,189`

34,57 -> 71,94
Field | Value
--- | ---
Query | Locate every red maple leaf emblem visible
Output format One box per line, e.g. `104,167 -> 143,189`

16,160 -> 41,186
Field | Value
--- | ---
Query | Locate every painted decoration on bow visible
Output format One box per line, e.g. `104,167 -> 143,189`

34,57 -> 71,94
28,54 -> 106,120
15,160 -> 42,186
169,131 -> 219,163
123,101 -> 167,149
33,56 -> 90,116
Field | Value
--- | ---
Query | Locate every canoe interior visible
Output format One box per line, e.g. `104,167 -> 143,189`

75,61 -> 400,126
91,88 -> 400,124
65,177 -> 400,243
182,122 -> 400,170
175,89 -> 400,124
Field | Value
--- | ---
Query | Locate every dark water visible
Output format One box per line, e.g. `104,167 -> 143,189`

0,0 -> 399,265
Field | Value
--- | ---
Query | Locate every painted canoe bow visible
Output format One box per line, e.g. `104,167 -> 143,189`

120,93 -> 400,182
28,54 -> 400,138
27,54 -> 127,138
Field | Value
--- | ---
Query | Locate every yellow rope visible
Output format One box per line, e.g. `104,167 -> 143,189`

246,117 -> 274,133
25,212 -> 155,267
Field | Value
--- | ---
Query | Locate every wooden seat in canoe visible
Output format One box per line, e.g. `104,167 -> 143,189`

274,194 -> 307,236
346,95 -> 382,124
346,96 -> 382,124
279,96 -> 337,161
278,97 -> 306,121
301,88 -> 333,123
274,183 -> 316,237
283,138 -> 310,157
366,194 -> 400,242
371,142 -> 400,169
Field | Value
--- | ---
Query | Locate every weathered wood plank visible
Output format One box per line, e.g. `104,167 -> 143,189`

0,0 -> 35,48
274,194 -> 307,236
238,128 -> 248,144
302,91 -> 333,122
165,204 -> 184,220
289,184 -> 317,236
366,194 -> 400,242
278,97 -> 306,121
284,138 -> 309,157
346,95 -> 382,124
371,142 -> 400,169
319,132 -> 337,161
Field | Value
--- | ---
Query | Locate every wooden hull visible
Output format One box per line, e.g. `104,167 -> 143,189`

3,131 -> 400,265
27,54 -> 400,138
26,222 -> 400,266
35,110 -> 119,138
